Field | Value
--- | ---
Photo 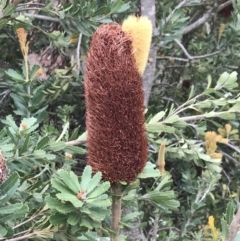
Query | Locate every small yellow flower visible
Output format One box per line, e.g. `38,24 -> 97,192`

122,15 -> 152,75
157,144 -> 165,175
16,28 -> 29,57
65,153 -> 72,159
225,123 -> 232,135
35,68 -> 43,77
211,152 -> 223,159
21,123 -> 27,130
77,190 -> 87,200
208,216 -> 218,241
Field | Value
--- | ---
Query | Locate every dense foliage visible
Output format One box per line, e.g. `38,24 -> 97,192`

1,0 -> 240,240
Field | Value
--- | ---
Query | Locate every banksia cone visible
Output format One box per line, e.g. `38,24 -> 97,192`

0,152 -> 7,184
122,16 -> 152,75
85,23 -> 148,183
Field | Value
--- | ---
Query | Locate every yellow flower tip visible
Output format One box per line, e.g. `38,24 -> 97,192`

157,144 -> 166,175
217,127 -> 226,137
122,15 -> 152,75
208,215 -> 214,227
65,152 -> 72,159
35,68 -> 43,77
225,123 -> 232,135
21,123 -> 27,130
211,152 -> 223,159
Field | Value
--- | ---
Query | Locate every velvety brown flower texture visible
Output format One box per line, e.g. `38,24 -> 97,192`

85,24 -> 148,183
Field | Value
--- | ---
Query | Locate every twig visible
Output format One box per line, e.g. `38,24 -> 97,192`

221,168 -> 231,185
16,7 -> 42,12
13,214 -> 40,229
3,233 -> 36,241
111,183 -> 122,241
157,50 -> 221,62
226,143 -> 240,155
183,3 -> 218,34
24,13 -> 59,22
152,212 -> 160,240
65,139 -> 86,146
165,0 -> 189,24
220,150 -> 240,166
160,110 -> 240,123
77,33 -> 83,73
157,56 -> 189,62
174,39 -> 193,60
218,0 -> 232,12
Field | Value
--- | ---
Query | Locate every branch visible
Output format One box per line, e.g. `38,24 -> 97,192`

183,3 -> 218,34
65,139 -> 86,146
158,110 -> 240,123
165,0 -> 189,23
220,150 -> 240,166
225,208 -> 240,241
24,13 -> 59,22
3,233 -> 36,241
157,50 -> 222,62
174,39 -> 193,60
218,0 -> 232,12
77,33 -> 83,73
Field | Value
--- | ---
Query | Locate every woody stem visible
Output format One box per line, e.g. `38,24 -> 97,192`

111,183 -> 122,241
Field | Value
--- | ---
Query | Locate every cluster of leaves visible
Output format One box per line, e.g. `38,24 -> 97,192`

1,0 -> 240,241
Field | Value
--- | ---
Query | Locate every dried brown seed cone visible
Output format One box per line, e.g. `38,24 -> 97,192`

0,152 -> 7,184
85,24 -> 148,183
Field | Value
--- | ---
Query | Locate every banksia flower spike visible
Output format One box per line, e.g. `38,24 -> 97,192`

122,16 -> 152,75
0,151 -> 7,184
85,23 -> 149,183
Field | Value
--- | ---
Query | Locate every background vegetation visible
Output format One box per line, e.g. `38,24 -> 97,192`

1,0 -> 240,240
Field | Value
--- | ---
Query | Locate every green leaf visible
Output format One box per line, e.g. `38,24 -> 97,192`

0,172 -> 19,201
81,165 -> 92,191
32,150 -> 46,159
3,4 -> 16,17
147,124 -> 175,133
0,225 -> 7,238
56,193 -> 83,208
58,169 -> 81,193
148,111 -> 165,124
121,212 -> 140,223
19,134 -> 30,154
49,214 -> 68,225
69,126 -> 80,141
218,113 -> 236,120
51,179 -> 75,195
86,198 -> 111,207
226,202 -> 235,225
36,136 -> 50,150
87,182 -> 110,199
221,218 -> 229,239
56,122 -> 69,142
0,143 -> 14,152
1,115 -> 18,131
65,145 -> 86,154
46,197 -> 75,213
5,69 -> 25,81
156,174 -> 173,191
138,162 -> 160,178
87,172 -> 102,194
67,212 -> 80,225
0,203 -> 22,214
48,140 -> 66,151
110,0 -> 124,14
141,191 -> 180,211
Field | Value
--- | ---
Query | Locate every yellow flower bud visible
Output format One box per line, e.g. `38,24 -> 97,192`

122,15 -> 152,75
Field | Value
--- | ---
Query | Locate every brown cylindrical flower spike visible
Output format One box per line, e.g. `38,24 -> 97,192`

0,151 -> 7,184
85,24 -> 148,183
